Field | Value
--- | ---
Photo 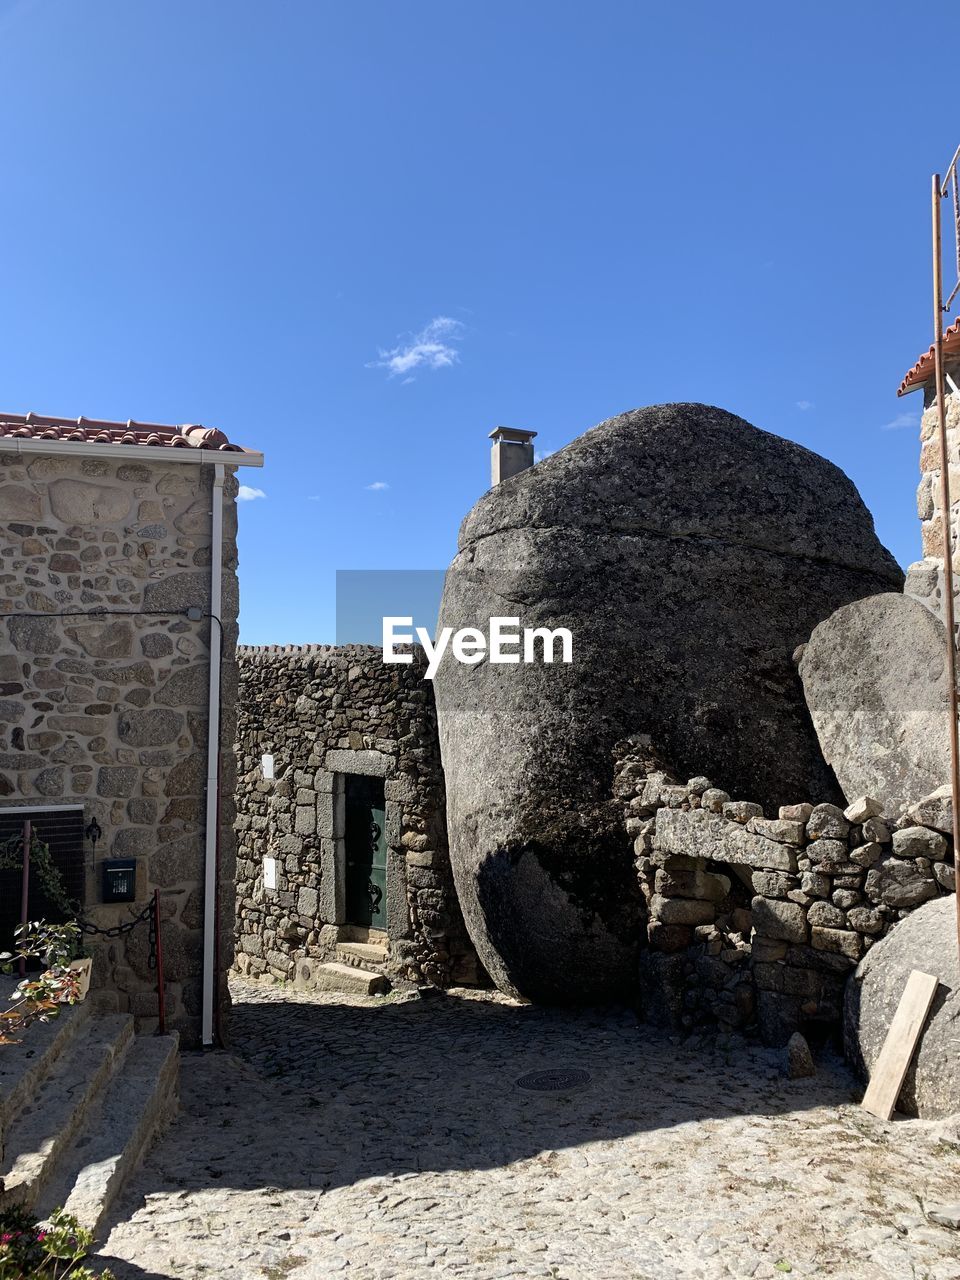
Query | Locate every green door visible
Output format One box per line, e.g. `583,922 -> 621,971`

344,774 -> 387,929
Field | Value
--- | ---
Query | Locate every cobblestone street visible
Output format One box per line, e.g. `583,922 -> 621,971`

96,977 -> 960,1280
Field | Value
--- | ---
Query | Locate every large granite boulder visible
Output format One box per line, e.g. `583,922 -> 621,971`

798,594 -> 950,814
844,895 -> 959,1117
434,403 -> 902,1002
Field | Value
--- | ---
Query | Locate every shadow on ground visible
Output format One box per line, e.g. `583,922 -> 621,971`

102,988 -> 859,1214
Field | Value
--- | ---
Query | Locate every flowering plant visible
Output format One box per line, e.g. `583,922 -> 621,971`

0,1205 -> 116,1279
0,922 -> 83,1046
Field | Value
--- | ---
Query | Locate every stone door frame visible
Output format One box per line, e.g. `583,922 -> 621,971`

318,749 -> 405,941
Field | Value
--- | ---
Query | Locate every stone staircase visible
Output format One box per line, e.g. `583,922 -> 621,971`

0,983 -> 178,1233
291,932 -> 392,996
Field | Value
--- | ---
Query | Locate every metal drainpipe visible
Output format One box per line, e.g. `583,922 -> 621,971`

201,463 -> 225,1047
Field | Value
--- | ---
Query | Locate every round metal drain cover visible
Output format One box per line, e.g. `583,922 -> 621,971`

516,1068 -> 591,1092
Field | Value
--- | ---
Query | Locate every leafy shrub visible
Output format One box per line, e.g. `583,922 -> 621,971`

0,1205 -> 116,1279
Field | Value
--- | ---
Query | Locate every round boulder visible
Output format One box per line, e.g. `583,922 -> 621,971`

434,403 -> 903,1002
844,895 -> 959,1117
798,593 -> 950,814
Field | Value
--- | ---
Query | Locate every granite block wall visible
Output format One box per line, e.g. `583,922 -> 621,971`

234,644 -> 478,989
0,447 -> 240,1044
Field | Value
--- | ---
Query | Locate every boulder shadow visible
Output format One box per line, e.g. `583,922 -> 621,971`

99,987 -> 861,1249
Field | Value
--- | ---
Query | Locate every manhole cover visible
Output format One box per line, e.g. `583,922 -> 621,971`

516,1068 -> 592,1092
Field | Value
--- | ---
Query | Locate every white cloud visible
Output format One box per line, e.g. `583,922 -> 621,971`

365,480 -> 389,491
369,316 -> 465,379
881,410 -> 920,432
796,400 -> 814,411
534,450 -> 553,462
237,485 -> 266,501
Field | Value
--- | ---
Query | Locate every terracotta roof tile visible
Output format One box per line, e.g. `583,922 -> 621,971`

0,412 -> 252,453
897,318 -> 960,396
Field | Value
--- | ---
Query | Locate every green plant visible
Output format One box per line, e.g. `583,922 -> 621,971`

0,835 -> 79,919
0,1205 -> 116,1279
0,921 -> 83,1046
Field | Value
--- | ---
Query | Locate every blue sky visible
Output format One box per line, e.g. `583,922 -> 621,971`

1,1 -> 957,643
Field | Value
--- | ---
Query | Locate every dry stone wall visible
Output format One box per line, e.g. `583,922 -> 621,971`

615,740 -> 955,1045
0,448 -> 241,1045
234,645 -> 477,989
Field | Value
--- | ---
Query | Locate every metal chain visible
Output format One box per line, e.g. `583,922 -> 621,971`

77,900 -> 157,969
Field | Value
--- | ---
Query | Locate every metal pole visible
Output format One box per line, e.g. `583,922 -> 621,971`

18,820 -> 31,979
931,173 -> 960,967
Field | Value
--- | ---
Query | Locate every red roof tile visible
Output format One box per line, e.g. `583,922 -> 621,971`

0,412 -> 252,453
898,318 -> 960,396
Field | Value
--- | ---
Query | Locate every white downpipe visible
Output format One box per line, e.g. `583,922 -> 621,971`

202,463 -> 225,1047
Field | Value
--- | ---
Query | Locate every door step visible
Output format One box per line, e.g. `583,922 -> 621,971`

313,961 -> 390,996
335,941 -> 388,968
0,1014 -> 134,1212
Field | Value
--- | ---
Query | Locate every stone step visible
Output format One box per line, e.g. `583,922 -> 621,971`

0,1008 -> 135,1208
0,978 -> 93,1143
36,1033 -> 179,1233
314,961 -> 390,996
337,925 -> 387,945
0,1014 -> 134,1212
336,942 -> 388,966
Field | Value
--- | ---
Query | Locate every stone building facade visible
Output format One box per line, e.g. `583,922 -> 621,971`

233,644 -> 478,991
900,319 -> 960,616
0,414 -> 261,1046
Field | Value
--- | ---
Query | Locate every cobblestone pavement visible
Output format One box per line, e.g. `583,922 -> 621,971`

97,976 -> 960,1280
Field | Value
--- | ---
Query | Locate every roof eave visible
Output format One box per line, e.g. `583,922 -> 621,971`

0,436 -> 264,467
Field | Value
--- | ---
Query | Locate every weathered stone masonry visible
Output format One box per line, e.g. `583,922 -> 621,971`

234,645 -> 478,989
907,386 -> 960,615
614,742 -> 956,1045
0,448 -> 241,1045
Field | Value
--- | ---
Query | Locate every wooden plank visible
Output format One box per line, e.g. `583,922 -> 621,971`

861,969 -> 940,1120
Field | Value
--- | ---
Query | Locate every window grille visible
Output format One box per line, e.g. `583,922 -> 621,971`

0,805 -> 85,952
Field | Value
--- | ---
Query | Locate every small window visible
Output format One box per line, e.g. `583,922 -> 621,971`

0,806 -> 85,952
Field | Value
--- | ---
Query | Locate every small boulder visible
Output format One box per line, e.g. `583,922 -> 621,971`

844,895 -> 960,1117
786,1030 -> 816,1078
864,858 -> 938,910
844,796 -> 883,824
891,825 -> 948,862
905,785 -> 954,836
806,803 -> 850,841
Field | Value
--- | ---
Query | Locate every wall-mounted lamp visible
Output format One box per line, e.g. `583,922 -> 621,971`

84,817 -> 102,848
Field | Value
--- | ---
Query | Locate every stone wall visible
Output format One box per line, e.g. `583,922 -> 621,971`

233,645 -> 478,989
615,741 -> 955,1045
0,448 -> 241,1044
906,385 -> 960,616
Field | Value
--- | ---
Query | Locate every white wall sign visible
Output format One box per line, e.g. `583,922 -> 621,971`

261,754 -> 275,780
262,856 -> 277,891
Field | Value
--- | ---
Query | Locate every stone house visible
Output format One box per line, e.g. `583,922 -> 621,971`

900,315 -> 960,615
233,644 -> 478,992
0,412 -> 262,1046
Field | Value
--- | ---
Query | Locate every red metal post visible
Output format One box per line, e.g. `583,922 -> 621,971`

154,887 -> 166,1035
18,819 -> 31,979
